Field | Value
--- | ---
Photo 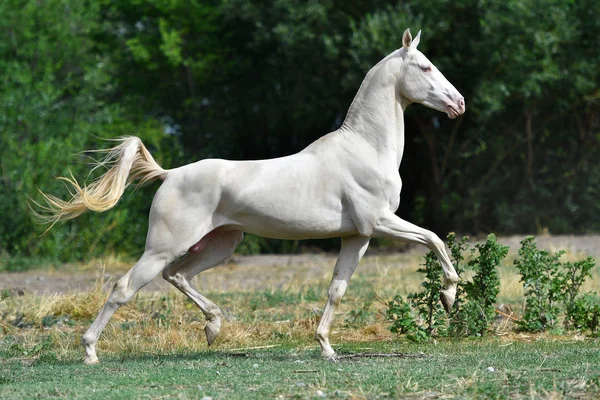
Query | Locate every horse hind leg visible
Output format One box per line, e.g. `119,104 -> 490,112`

80,229 -> 239,364
82,252 -> 172,364
162,229 -> 244,346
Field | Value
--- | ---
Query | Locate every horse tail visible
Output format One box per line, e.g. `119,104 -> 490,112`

33,136 -> 168,225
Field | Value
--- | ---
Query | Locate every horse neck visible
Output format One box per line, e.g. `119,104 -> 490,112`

340,55 -> 406,168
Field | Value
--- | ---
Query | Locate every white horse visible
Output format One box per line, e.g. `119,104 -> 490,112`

38,29 -> 465,364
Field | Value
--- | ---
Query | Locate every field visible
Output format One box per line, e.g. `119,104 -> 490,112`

1,235 -> 600,399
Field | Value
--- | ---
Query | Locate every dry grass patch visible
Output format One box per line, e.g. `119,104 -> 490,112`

1,244 -> 599,362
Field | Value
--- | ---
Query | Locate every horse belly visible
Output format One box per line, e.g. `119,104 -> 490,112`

233,209 -> 358,240
214,155 -> 360,239
222,184 -> 358,239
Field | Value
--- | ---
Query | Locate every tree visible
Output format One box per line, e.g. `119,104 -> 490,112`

0,0 -> 170,264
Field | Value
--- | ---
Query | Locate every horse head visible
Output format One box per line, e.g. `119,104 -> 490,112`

397,29 -> 465,119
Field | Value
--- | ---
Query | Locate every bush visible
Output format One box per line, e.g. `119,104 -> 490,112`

387,295 -> 428,343
562,258 -> 597,331
386,252 -> 447,342
514,236 -> 599,333
450,233 -> 508,337
513,237 -> 565,331
387,233 -> 507,341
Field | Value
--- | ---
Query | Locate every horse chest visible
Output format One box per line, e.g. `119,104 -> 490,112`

344,170 -> 401,221
382,174 -> 402,212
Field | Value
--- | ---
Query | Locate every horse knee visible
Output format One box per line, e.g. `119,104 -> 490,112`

427,232 -> 444,251
82,332 -> 95,346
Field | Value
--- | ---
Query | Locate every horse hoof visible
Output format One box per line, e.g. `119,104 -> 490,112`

320,348 -> 336,359
440,290 -> 455,313
205,318 -> 221,346
84,356 -> 99,365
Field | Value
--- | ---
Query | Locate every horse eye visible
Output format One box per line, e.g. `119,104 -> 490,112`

421,66 -> 432,73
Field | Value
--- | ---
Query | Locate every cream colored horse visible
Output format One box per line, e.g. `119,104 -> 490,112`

38,29 -> 465,364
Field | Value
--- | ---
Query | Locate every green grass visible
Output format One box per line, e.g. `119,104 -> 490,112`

2,339 -> 600,399
2,247 -> 600,399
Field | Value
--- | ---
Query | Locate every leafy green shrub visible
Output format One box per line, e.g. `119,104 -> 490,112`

386,252 -> 447,342
465,234 -> 508,334
514,236 -> 565,331
388,233 -> 507,341
565,295 -> 600,334
408,252 -> 449,338
514,236 -> 599,333
561,258 -> 597,330
389,234 -> 600,339
450,234 -> 508,337
446,233 -> 474,336
386,295 -> 428,343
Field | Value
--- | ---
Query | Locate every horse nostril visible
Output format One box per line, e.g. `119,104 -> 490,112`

459,98 -> 465,109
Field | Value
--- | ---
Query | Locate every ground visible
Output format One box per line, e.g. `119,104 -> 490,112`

2,234 -> 599,296
1,234 -> 600,399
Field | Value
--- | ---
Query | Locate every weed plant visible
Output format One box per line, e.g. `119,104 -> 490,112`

515,236 -> 599,333
388,235 -> 599,341
452,234 -> 508,336
387,233 -> 508,341
387,251 -> 451,342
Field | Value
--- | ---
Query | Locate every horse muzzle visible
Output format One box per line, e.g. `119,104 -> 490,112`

447,97 -> 466,119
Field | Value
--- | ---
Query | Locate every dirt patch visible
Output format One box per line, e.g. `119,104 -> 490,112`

1,235 -> 598,296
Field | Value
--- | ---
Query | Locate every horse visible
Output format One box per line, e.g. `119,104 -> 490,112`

37,29 -> 465,364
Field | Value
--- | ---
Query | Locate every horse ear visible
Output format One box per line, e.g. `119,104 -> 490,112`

402,28 -> 412,50
412,30 -> 421,49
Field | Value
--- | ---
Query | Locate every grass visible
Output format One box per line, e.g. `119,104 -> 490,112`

1,248 -> 600,398
2,339 -> 600,399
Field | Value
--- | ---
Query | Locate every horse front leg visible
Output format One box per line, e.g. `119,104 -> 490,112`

316,236 -> 370,359
373,211 -> 459,312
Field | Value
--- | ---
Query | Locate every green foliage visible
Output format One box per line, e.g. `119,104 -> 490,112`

345,0 -> 600,234
389,233 -> 507,340
565,295 -> 600,335
515,236 -> 568,331
234,234 -> 262,256
2,0 -> 600,262
0,1 -> 179,264
514,236 -> 599,333
386,295 -> 428,342
446,233 -> 474,336
0,0 -> 110,260
409,252 -> 449,338
463,234 -> 508,335
387,252 -> 448,342
389,235 -> 600,340
562,257 -> 597,330
449,234 -> 508,337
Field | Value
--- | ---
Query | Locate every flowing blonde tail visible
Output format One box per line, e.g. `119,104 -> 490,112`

33,136 -> 168,226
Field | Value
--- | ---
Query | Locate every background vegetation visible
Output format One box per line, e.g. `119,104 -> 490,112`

2,0 -> 599,263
